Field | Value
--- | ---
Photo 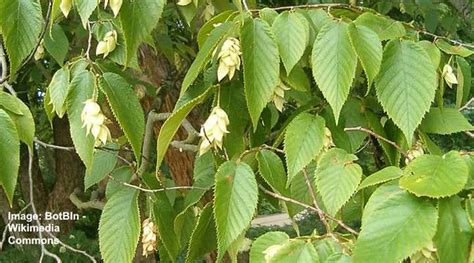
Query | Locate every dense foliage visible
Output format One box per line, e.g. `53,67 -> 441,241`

0,0 -> 473,262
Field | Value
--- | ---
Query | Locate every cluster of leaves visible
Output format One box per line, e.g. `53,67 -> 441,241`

0,0 -> 473,262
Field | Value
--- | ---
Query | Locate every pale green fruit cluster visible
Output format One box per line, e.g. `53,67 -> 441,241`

405,141 -> 424,164
104,0 -> 123,17
141,218 -> 157,257
96,30 -> 118,58
199,106 -> 230,155
217,38 -> 242,81
81,99 -> 111,146
442,64 -> 458,88
272,82 -> 290,112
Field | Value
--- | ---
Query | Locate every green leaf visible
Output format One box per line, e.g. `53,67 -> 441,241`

418,40 -> 441,69
156,82 -> 213,169
456,56 -> 472,107
44,24 -> 69,66
269,240 -> 319,262
47,67 -> 70,117
85,147 -> 118,190
434,196 -> 472,263
100,73 -> 144,163
0,91 -> 24,115
220,82 -> 249,158
311,21 -> 357,123
283,66 -> 310,92
400,151 -> 468,198
375,40 -> 437,143
214,161 -> 258,261
0,110 -> 20,205
326,253 -> 351,263
181,22 -> 233,96
0,0 -> 43,77
197,11 -> 236,48
75,0 -> 98,29
353,184 -> 438,263
419,107 -> 473,134
67,70 -> 95,168
250,231 -> 289,263
354,12 -> 405,41
259,8 -> 278,25
284,113 -> 325,186
99,186 -> 140,263
0,92 -> 35,147
347,23 -> 382,89
119,0 -> 165,66
257,149 -> 288,195
435,39 -> 474,57
358,166 -> 402,190
315,148 -> 362,215
186,203 -> 217,263
272,11 -> 309,73
241,18 -> 280,129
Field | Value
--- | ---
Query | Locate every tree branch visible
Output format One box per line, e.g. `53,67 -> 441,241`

302,169 -> 332,235
108,175 -> 208,193
259,185 -> 359,236
137,111 -> 199,177
69,188 -> 104,210
344,127 -> 408,156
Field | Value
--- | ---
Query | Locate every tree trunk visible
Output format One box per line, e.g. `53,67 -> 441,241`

46,117 -> 84,232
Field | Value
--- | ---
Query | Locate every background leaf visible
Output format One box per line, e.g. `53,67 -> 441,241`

99,186 -> 140,263
241,18 -> 280,128
120,0 -> 165,66
284,113 -> 325,185
353,184 -> 438,263
0,110 -> 20,205
257,149 -> 288,195
354,13 -> 406,40
250,231 -> 289,263
44,24 -> 69,66
75,0 -> 98,29
375,40 -> 437,143
400,151 -> 468,198
272,11 -> 309,73
85,146 -> 118,190
434,196 -> 472,263
100,73 -> 145,163
315,148 -> 362,215
312,21 -> 357,123
419,107 -> 473,134
66,70 -> 95,168
47,67 -> 70,117
358,166 -> 402,190
214,161 -> 258,261
269,240 -> 319,262
0,92 -> 35,148
186,203 -> 217,263
0,0 -> 43,77
347,23 -> 382,89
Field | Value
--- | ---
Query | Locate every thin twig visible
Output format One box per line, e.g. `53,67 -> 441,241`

242,0 -> 250,11
344,127 -> 408,156
28,148 -> 61,263
259,185 -> 359,236
34,138 -> 75,151
28,148 -> 97,262
0,41 -> 16,96
85,22 -> 93,61
0,203 -> 31,250
138,111 -> 199,177
108,175 -> 208,193
302,169 -> 333,235
460,97 -> 474,111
